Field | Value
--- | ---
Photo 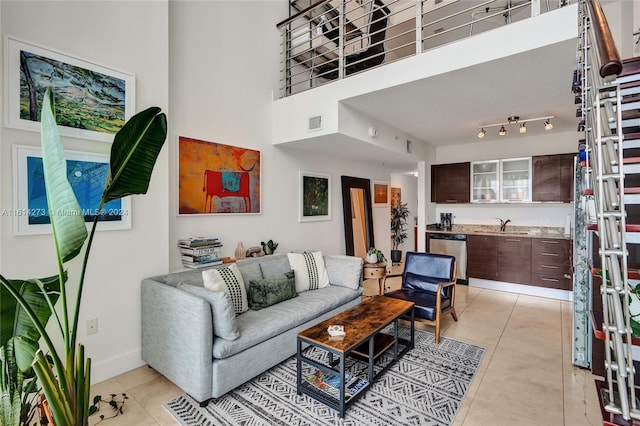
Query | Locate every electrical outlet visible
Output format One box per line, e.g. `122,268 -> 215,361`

87,318 -> 98,336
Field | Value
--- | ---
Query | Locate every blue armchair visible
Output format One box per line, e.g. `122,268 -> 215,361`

382,252 -> 458,344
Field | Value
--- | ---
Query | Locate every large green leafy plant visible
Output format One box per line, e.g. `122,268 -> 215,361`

0,89 -> 167,425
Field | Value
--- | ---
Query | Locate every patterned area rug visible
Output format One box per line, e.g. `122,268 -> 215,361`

164,328 -> 485,426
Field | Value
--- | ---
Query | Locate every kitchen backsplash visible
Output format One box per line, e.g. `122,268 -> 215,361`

434,202 -> 573,228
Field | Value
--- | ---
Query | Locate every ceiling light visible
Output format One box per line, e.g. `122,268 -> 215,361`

476,115 -> 554,139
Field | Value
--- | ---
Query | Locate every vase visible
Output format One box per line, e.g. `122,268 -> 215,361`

235,242 -> 246,260
366,253 -> 378,264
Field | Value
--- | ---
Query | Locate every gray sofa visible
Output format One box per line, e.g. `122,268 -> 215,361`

141,253 -> 363,403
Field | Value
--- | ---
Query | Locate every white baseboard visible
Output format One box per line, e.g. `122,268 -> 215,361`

468,278 -> 573,301
90,349 -> 145,385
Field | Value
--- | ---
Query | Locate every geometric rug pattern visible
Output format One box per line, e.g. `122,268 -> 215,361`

165,328 -> 485,426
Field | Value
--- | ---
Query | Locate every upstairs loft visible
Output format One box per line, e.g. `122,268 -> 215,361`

273,0 -> 580,170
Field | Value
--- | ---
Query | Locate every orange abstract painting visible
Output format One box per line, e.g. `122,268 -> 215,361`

178,136 -> 261,214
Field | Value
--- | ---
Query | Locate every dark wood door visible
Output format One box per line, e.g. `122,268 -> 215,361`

532,153 -> 575,202
497,236 -> 532,284
466,234 -> 497,280
431,162 -> 470,203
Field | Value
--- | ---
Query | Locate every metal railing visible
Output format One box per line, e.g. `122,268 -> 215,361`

277,0 -> 575,97
578,0 -> 636,421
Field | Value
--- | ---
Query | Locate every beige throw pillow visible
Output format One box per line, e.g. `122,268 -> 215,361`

202,263 -> 248,315
287,251 -> 330,293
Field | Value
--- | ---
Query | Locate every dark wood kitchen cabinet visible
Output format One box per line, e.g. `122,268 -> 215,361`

531,238 -> 572,290
466,234 -> 497,280
431,162 -> 470,203
497,236 -> 532,285
532,153 -> 575,202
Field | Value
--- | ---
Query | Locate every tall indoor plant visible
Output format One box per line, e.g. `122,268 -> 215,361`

390,202 -> 410,263
0,89 -> 167,425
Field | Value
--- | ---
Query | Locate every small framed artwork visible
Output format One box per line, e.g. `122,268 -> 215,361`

391,187 -> 401,209
373,181 -> 389,207
12,145 -> 131,235
178,136 -> 261,215
299,171 -> 331,222
4,35 -> 135,142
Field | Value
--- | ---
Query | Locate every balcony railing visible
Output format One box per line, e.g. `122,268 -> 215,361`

277,0 -> 575,97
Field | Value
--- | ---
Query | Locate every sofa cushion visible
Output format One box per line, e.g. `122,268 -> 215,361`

324,254 -> 363,291
402,271 -> 448,295
203,263 -> 248,315
386,288 -> 451,321
287,251 -> 329,292
258,256 -> 291,279
162,269 -> 205,287
213,285 -> 362,359
237,262 -> 262,292
176,283 -> 240,340
248,270 -> 297,310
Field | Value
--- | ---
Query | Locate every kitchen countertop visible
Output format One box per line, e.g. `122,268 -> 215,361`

425,224 -> 571,240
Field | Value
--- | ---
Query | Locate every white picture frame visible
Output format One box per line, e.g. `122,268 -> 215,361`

299,171 -> 331,222
12,144 -> 131,235
4,35 -> 135,143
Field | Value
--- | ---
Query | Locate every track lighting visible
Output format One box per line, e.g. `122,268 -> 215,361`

477,115 -> 554,139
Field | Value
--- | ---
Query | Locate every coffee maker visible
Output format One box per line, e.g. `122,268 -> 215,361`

440,213 -> 453,230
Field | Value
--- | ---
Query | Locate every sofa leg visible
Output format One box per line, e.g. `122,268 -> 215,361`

199,399 -> 211,407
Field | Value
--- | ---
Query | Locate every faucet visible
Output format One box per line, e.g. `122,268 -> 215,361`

497,218 -> 511,232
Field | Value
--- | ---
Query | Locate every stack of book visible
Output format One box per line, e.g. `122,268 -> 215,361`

178,237 -> 223,269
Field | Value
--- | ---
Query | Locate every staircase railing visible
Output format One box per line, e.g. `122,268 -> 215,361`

277,0 -> 574,97
578,0 -> 635,421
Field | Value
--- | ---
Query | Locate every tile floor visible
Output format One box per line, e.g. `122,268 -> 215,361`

87,280 -> 604,425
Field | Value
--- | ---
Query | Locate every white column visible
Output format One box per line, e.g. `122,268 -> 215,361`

417,160 -> 427,252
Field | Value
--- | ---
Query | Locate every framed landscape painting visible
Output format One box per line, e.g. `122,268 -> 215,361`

4,36 -> 135,142
178,136 -> 261,215
299,171 -> 331,222
12,145 -> 131,235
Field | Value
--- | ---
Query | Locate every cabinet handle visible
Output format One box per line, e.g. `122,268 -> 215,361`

445,199 -> 457,202
541,265 -> 559,269
563,274 -> 572,279
541,278 -> 559,282
541,253 -> 559,257
541,240 -> 560,244
505,239 -> 521,242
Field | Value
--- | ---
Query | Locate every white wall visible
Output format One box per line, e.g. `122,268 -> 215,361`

0,1 -> 170,383
390,173 -> 417,251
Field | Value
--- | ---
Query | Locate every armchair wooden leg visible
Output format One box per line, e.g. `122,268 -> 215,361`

451,309 -> 458,322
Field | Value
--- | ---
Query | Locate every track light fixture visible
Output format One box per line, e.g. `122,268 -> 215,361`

477,115 -> 554,139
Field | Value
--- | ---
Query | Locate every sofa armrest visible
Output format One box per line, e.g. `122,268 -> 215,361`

141,278 -> 214,402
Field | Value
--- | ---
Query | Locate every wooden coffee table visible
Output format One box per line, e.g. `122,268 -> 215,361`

296,296 -> 414,417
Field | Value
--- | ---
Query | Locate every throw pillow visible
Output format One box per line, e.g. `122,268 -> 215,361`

323,254 -> 363,291
248,270 -> 297,310
202,263 -> 248,315
176,283 -> 240,340
287,251 -> 330,293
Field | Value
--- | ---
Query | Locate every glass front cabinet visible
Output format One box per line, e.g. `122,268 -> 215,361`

471,157 -> 531,203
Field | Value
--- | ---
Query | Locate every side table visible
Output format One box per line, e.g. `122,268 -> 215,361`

363,262 -> 387,295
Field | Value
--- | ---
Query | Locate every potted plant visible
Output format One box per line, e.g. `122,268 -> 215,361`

390,202 -> 410,263
0,89 -> 167,426
366,247 -> 386,264
260,240 -> 278,255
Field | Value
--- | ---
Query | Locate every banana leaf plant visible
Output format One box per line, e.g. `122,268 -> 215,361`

0,88 -> 167,425
0,338 -> 40,426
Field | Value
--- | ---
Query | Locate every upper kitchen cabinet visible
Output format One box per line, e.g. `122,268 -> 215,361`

431,162 -> 470,203
501,157 -> 532,202
532,153 -> 575,202
471,160 -> 499,202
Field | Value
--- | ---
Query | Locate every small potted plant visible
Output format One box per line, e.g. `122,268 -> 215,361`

391,202 -> 410,264
261,239 -> 279,255
366,247 -> 386,264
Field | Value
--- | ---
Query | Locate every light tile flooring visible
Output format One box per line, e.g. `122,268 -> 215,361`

88,280 -> 604,425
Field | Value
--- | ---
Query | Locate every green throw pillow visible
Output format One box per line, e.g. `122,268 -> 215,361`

248,270 -> 297,310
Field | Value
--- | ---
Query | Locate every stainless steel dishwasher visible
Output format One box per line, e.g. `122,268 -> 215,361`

428,232 -> 468,284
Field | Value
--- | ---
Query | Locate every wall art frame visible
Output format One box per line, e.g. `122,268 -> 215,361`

4,35 -> 135,143
299,171 -> 331,222
391,186 -> 401,209
178,136 -> 262,215
373,180 -> 389,207
12,144 -> 131,235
